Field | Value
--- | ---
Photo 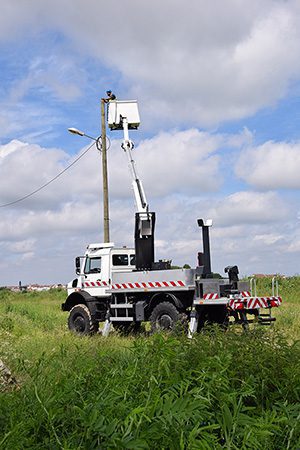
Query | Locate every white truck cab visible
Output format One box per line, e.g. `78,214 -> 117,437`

67,243 -> 135,298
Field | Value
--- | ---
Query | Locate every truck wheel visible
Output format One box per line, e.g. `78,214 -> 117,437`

68,304 -> 99,335
150,302 -> 180,332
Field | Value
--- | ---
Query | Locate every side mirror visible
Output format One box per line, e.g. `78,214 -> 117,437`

75,257 -> 81,275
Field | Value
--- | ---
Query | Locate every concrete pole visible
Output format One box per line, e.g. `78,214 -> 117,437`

101,99 -> 110,243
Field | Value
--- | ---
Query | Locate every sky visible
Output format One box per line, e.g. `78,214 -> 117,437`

0,0 -> 300,285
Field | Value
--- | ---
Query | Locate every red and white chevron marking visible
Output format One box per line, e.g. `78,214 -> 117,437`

229,296 -> 282,310
203,293 -> 219,300
203,291 -> 250,300
241,291 -> 251,297
112,280 -> 185,290
83,281 -> 109,288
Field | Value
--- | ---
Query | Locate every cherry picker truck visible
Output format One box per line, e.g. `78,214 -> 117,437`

62,100 -> 282,336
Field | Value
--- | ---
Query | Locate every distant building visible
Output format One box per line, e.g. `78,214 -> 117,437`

1,284 -> 66,292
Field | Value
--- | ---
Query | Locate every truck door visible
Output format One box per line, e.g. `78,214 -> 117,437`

82,256 -> 110,297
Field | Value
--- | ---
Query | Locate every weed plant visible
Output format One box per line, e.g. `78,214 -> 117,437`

0,282 -> 299,449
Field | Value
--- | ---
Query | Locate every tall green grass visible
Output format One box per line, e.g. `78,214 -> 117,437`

255,276 -> 300,341
0,280 -> 299,449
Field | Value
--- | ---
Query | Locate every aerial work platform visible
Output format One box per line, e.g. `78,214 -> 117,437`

107,100 -> 140,130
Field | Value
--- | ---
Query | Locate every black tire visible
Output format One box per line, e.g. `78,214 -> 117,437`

68,304 -> 99,335
150,302 -> 180,332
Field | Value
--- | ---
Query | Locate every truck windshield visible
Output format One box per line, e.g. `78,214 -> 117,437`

84,257 -> 101,274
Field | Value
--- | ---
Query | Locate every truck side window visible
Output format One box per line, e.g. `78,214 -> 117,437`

84,257 -> 101,274
130,255 -> 136,266
112,254 -> 128,266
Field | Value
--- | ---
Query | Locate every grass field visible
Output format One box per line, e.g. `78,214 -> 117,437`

0,278 -> 300,449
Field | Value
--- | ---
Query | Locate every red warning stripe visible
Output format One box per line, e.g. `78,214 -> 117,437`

111,280 -> 186,290
203,293 -> 219,300
229,296 -> 282,309
83,281 -> 109,287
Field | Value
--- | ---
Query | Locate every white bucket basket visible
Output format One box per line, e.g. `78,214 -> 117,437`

107,100 -> 140,130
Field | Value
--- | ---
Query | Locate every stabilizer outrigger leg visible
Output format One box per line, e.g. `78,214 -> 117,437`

188,309 -> 198,339
102,311 -> 112,337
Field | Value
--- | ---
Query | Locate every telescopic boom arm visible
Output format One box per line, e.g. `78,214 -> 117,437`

121,117 -> 148,214
108,100 -> 155,270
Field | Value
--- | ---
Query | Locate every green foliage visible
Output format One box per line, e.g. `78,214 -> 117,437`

212,273 -> 223,279
0,282 -> 300,449
253,276 -> 300,341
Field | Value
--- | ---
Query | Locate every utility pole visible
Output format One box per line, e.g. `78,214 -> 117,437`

101,99 -> 110,243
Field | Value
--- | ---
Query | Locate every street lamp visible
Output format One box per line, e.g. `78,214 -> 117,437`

68,127 -> 84,136
68,120 -> 110,243
68,127 -> 90,138
68,127 -> 104,147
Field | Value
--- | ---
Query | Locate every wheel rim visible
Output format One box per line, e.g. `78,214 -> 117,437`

73,315 -> 86,333
157,313 -> 173,330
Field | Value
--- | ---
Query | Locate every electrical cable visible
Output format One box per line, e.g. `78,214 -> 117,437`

0,141 -> 96,208
96,135 -> 111,152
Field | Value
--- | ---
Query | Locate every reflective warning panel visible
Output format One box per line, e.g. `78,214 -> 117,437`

107,100 -> 140,130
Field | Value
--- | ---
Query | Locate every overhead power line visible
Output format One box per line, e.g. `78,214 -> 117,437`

0,141 -> 96,208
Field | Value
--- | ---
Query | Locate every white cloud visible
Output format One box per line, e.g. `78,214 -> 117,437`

6,239 -> 36,262
1,1 -> 300,126
1,1 -> 300,285
0,139 -> 119,211
0,128 -> 299,284
207,191 -> 288,226
0,47 -> 85,141
0,102 -> 64,142
0,203 -> 100,241
287,240 -> 300,253
253,233 -> 284,246
0,131 -> 223,215
81,0 -> 300,125
132,129 -> 222,196
0,140 -> 70,208
8,239 -> 36,254
235,140 -> 300,189
8,55 -> 84,103
136,192 -> 299,276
